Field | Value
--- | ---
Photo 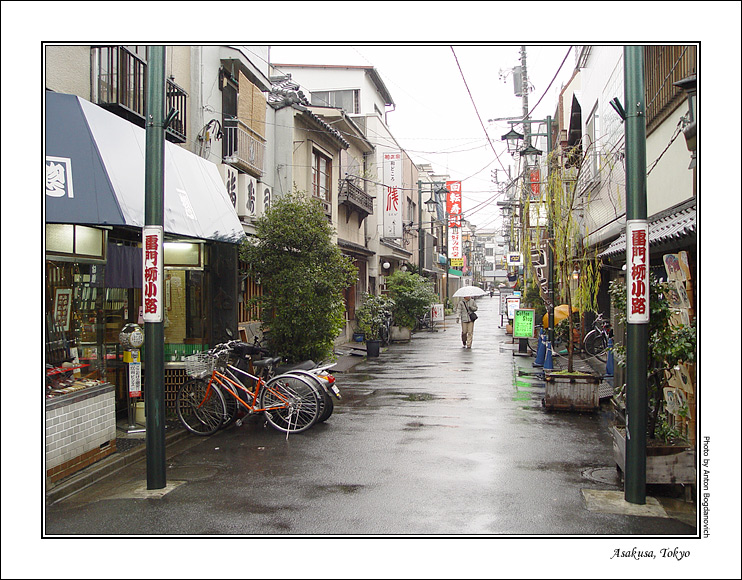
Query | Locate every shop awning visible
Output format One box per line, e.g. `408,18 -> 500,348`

45,91 -> 245,243
599,201 -> 696,259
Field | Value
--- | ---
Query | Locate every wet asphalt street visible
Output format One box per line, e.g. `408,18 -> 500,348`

44,296 -> 696,538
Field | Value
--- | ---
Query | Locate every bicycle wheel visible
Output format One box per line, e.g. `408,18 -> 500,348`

379,322 -> 390,346
219,383 -> 242,428
584,331 -> 608,362
176,379 -> 227,436
260,374 -> 321,433
284,371 -> 334,423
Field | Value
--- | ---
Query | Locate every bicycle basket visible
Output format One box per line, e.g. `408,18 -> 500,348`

184,352 -> 215,378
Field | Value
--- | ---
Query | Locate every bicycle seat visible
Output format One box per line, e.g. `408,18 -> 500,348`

252,357 -> 282,369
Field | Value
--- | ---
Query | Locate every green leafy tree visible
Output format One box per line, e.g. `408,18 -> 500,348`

355,293 -> 394,341
385,270 -> 437,329
609,275 -> 696,442
240,190 -> 357,362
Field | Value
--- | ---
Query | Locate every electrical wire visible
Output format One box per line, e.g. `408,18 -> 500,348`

450,46 -> 510,175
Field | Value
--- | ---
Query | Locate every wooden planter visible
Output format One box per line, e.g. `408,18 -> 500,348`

543,372 -> 600,412
610,425 -> 696,485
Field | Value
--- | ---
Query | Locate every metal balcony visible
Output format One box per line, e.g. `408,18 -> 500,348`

223,118 -> 265,177
338,178 -> 373,222
91,46 -> 188,144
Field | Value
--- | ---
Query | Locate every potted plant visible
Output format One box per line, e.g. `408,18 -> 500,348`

607,275 -> 697,485
385,270 -> 438,341
355,293 -> 395,357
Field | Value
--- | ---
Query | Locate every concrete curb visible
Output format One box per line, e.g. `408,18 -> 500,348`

45,427 -> 190,505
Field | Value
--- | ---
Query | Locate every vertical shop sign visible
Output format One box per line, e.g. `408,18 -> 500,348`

447,181 -> 463,267
383,151 -> 403,238
626,220 -> 649,323
142,225 -> 163,322
529,167 -> 540,198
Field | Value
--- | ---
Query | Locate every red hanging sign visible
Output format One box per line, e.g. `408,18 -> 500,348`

626,220 -> 649,324
142,225 -> 163,323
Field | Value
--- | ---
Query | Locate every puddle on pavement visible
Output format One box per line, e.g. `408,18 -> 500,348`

392,392 -> 437,401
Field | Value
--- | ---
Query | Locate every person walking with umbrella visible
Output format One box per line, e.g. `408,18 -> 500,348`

454,286 -> 483,348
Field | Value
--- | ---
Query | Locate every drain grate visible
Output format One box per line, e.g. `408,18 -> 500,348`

582,466 -> 621,486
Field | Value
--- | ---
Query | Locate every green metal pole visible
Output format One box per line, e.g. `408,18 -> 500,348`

624,45 -> 648,505
546,116 -> 554,345
418,181 -> 424,272
144,46 -> 167,490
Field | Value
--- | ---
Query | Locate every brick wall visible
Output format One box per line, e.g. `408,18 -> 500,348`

45,384 -> 116,485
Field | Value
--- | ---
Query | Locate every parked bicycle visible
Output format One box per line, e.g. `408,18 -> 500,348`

244,335 -> 341,423
583,313 -> 613,362
177,340 -> 322,437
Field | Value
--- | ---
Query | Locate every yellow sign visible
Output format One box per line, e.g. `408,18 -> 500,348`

123,349 -> 140,364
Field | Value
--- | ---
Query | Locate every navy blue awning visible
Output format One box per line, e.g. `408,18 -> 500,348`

45,91 -> 245,243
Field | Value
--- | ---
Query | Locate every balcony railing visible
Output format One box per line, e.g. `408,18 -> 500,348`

91,46 -> 188,144
223,118 -> 265,177
338,178 -> 373,222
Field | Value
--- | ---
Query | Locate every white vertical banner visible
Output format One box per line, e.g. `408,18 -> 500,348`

142,225 -> 164,323
383,151 -> 402,238
626,220 -> 649,324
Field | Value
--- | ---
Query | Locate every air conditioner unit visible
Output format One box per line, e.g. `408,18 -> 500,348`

237,174 -> 257,219
217,164 -> 239,208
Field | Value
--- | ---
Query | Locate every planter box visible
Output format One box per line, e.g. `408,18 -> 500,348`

390,325 -> 411,342
543,372 -> 600,412
610,425 -> 696,485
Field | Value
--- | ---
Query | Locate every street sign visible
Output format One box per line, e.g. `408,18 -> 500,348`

513,309 -> 536,339
506,296 -> 521,320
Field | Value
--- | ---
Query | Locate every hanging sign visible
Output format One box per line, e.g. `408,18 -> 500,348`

529,167 -> 540,198
142,225 -> 164,322
447,181 -> 462,263
626,220 -> 649,324
382,151 -> 403,238
128,349 -> 142,398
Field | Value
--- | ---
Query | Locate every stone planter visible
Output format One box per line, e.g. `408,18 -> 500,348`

543,372 -> 600,412
610,425 -> 696,485
390,325 -> 411,342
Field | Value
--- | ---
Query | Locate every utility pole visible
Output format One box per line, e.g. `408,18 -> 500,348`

144,46 -> 167,490
623,45 -> 649,505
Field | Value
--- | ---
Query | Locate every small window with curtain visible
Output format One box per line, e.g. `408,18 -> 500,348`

312,150 -> 332,202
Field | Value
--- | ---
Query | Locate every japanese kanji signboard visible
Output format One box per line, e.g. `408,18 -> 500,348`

142,225 -> 163,323
383,151 -> 403,238
626,220 -> 649,324
447,181 -> 462,264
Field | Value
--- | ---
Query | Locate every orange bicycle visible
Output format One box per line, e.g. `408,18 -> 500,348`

177,341 -> 322,437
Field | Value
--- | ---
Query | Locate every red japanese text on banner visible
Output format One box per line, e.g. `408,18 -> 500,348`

142,225 -> 163,323
626,220 -> 649,324
382,152 -> 402,238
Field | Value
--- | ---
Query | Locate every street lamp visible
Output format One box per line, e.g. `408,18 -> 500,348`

501,117 -> 555,344
501,127 -> 525,154
673,74 -> 696,169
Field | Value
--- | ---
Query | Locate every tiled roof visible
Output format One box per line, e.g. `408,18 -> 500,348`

268,77 -> 348,148
599,201 -> 696,258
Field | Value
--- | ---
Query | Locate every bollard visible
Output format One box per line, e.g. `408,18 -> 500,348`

543,340 -> 554,371
605,337 -> 614,376
533,330 -> 546,367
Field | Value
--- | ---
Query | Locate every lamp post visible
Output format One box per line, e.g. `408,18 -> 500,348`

501,116 -> 553,342
417,181 -> 448,303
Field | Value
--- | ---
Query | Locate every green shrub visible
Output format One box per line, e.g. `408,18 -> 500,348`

385,270 -> 438,329
240,190 -> 357,362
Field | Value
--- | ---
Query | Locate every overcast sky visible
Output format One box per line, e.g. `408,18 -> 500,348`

271,43 -> 576,231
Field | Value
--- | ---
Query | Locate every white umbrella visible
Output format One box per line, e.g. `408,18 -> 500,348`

453,286 -> 486,298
